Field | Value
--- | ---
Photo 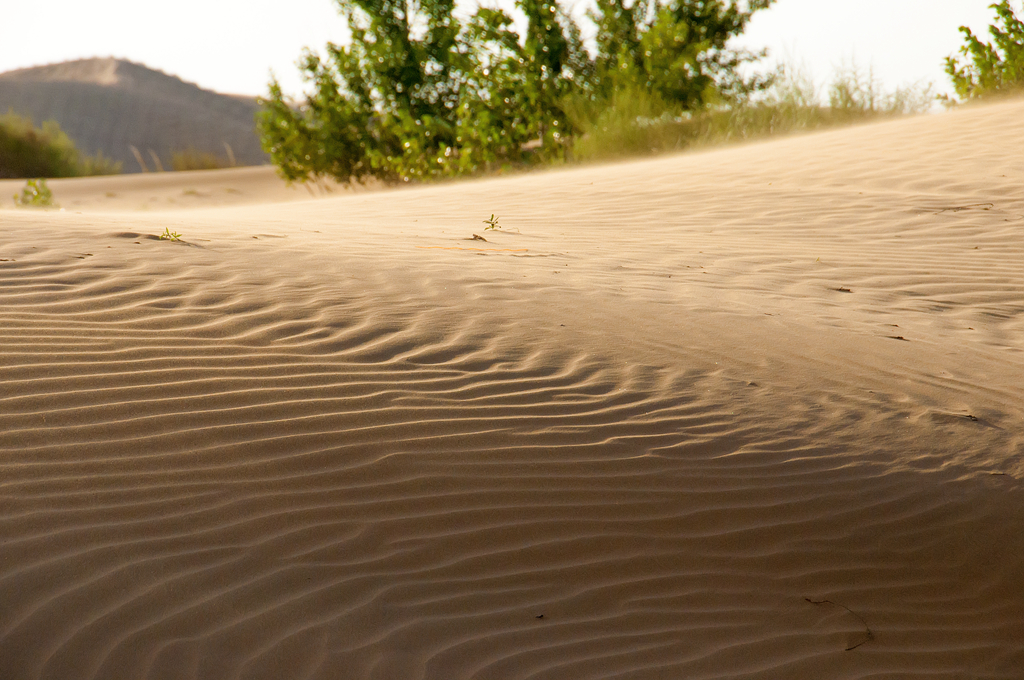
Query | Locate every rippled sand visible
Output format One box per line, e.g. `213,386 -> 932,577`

2,99 -> 1023,679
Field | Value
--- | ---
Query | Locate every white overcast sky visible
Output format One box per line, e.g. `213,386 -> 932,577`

0,0 -> 1008,99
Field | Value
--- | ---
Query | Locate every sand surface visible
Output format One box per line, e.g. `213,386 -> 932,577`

2,100 -> 1023,679
2,165 -> 349,212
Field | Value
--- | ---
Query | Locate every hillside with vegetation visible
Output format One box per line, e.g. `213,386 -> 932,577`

0,58 -> 268,173
0,111 -> 120,179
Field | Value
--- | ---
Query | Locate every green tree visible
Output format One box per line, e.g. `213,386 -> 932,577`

590,0 -> 776,109
454,1 -> 588,172
258,0 -> 466,184
258,0 -> 588,184
946,1 -> 1024,100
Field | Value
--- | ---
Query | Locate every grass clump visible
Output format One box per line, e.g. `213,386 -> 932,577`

0,111 -> 121,179
12,178 -> 57,208
171,147 -> 235,171
569,63 -> 935,163
566,85 -> 690,161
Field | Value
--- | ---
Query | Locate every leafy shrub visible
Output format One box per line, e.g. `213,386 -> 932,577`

0,111 -> 121,179
259,0 -> 586,184
570,62 -> 934,163
945,0 -> 1024,100
13,179 -> 56,207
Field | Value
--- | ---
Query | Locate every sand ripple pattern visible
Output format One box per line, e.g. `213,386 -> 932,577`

3,101 -> 1024,680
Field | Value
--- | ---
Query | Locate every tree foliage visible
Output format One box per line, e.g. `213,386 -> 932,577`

946,1 -> 1024,100
257,0 -> 776,185
589,0 -> 774,108
0,111 -> 121,179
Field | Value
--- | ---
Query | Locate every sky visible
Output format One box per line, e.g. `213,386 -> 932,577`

0,0 -> 1008,100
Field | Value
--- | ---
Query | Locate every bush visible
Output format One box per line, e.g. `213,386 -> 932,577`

258,0 -> 586,184
945,0 -> 1024,100
0,111 -> 121,179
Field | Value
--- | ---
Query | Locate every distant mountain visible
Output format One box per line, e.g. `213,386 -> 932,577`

0,58 -> 268,173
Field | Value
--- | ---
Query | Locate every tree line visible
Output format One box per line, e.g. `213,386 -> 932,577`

257,0 -> 776,184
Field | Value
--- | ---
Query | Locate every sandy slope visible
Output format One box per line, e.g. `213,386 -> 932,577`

1,100 -> 1023,680
1,165 -> 350,212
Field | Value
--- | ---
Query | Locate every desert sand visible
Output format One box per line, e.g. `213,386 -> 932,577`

1,99 -> 1023,680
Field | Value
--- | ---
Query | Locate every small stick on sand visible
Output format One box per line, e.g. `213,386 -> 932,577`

805,598 -> 874,651
932,203 -> 994,214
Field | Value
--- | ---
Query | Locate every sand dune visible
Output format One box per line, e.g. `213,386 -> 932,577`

1,165 -> 350,212
1,99 -> 1023,679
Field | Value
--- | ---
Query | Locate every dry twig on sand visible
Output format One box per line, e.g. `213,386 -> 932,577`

805,598 -> 874,651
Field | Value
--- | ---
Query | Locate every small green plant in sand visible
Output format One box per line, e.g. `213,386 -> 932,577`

13,179 -> 56,207
158,227 -> 182,242
483,214 -> 500,230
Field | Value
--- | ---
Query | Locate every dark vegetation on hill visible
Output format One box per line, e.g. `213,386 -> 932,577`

0,111 -> 120,179
0,58 -> 268,174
